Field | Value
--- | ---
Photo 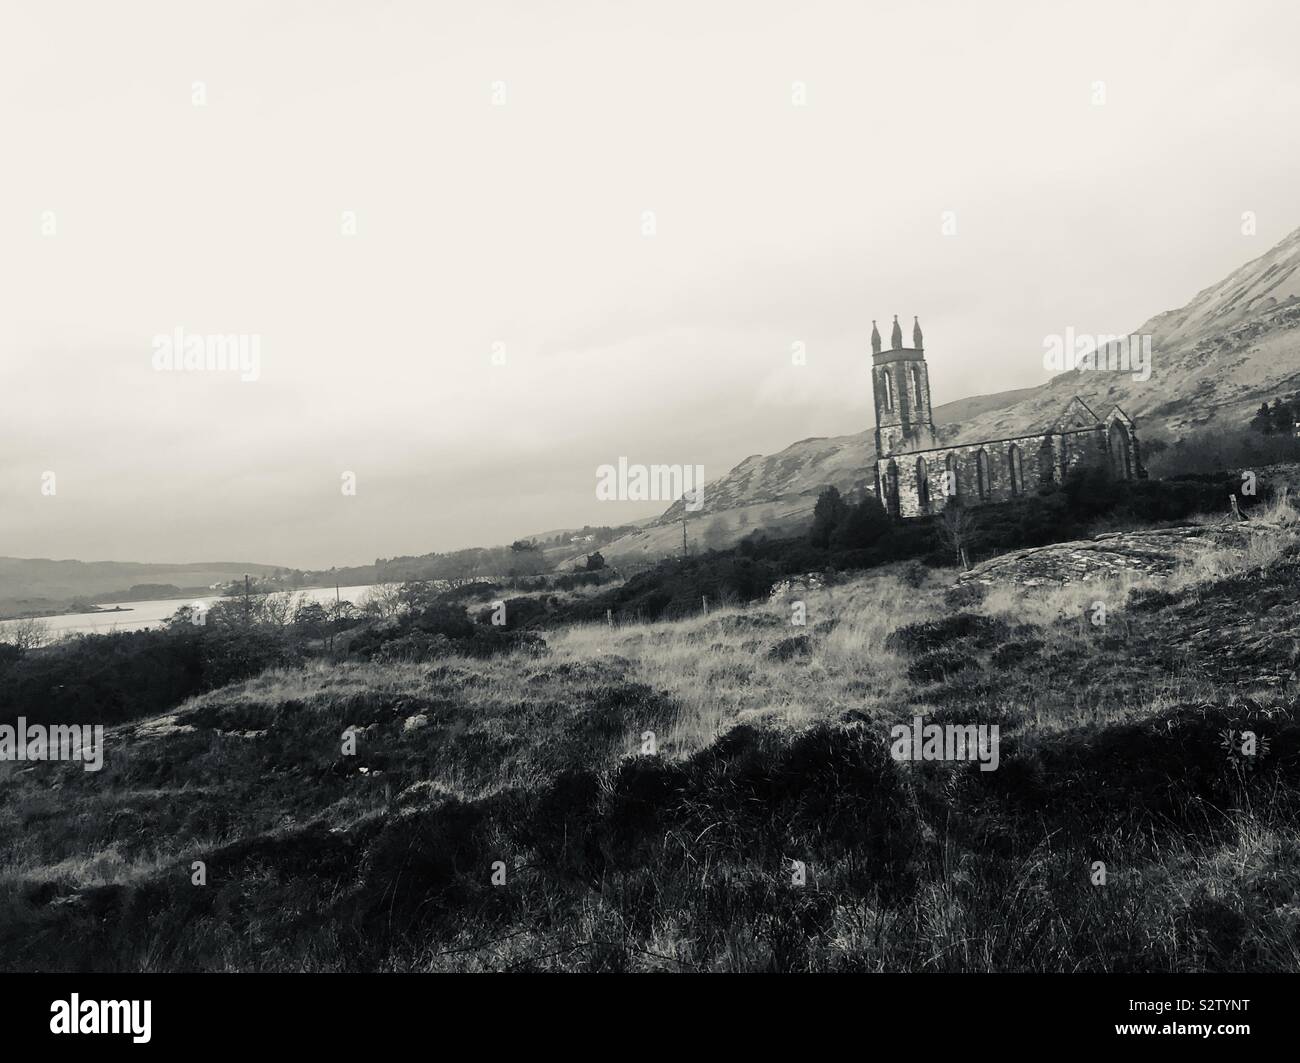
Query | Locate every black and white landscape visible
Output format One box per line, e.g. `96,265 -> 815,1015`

3,1 -> 1300,1005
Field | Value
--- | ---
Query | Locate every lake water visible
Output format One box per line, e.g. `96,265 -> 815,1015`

36,585 -> 380,637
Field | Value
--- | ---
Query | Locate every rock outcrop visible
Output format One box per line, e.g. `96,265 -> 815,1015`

955,522 -> 1283,587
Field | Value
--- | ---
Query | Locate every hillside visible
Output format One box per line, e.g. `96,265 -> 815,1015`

3,516 -> 1298,971
946,225 -> 1300,445
0,557 -> 286,618
602,226 -> 1300,563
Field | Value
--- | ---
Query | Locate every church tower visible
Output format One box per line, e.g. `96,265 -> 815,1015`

872,314 -> 936,459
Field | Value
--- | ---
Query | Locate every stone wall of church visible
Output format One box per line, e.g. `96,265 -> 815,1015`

877,426 -> 1117,518
1060,426 -> 1111,477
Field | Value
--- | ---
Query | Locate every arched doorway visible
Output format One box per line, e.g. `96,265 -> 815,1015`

944,452 -> 959,503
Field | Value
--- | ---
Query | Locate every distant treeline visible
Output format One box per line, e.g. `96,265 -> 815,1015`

1250,394 -> 1300,436
272,531 -> 633,590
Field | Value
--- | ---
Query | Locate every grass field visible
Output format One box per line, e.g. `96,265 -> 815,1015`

3,511 -> 1299,971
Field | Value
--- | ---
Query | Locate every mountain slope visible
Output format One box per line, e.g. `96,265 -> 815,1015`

602,225 -> 1300,562
948,225 -> 1300,445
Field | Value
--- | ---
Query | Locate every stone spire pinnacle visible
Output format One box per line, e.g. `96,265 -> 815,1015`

913,316 -> 923,350
890,315 -> 903,350
871,319 -> 881,355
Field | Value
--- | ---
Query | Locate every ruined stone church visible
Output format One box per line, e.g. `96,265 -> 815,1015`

872,315 -> 1143,518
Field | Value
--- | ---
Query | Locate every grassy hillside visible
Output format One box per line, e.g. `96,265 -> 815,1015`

3,509 -> 1300,971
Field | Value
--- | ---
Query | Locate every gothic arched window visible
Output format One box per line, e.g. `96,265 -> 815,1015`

910,365 -> 922,410
944,452 -> 959,501
1038,435 -> 1056,484
1108,422 -> 1132,480
916,457 -> 930,513
1008,444 -> 1023,496
885,459 -> 900,517
882,369 -> 894,412
976,450 -> 990,500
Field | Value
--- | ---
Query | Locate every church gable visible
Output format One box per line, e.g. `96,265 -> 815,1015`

1052,397 -> 1102,432
1104,404 -> 1135,429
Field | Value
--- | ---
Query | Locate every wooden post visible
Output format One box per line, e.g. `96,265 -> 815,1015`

606,608 -> 613,628
702,595 -> 708,616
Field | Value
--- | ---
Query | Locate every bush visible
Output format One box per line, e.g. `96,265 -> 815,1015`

0,626 -> 299,729
900,560 -> 928,588
767,635 -> 812,662
907,647 -> 975,683
886,613 -> 1012,656
943,582 -> 987,610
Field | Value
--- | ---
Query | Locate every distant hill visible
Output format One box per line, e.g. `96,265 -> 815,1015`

933,224 -> 1300,445
930,386 -> 1043,426
0,558 -> 284,617
601,224 -> 1300,562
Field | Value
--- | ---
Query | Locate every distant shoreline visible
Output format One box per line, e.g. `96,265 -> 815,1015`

1,583 -> 351,625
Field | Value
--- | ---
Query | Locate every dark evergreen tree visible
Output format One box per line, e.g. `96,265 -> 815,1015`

809,486 -> 850,548
830,495 -> 891,550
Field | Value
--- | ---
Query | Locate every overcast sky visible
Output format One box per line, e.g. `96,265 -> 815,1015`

3,0 -> 1299,568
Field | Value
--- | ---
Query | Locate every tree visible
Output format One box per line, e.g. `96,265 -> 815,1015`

703,517 -> 731,551
507,546 -> 550,577
938,502 -> 976,569
0,616 -> 52,651
830,496 -> 890,550
360,582 -> 405,619
586,551 -> 606,571
293,601 -> 329,630
261,591 -> 301,628
809,486 -> 850,548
